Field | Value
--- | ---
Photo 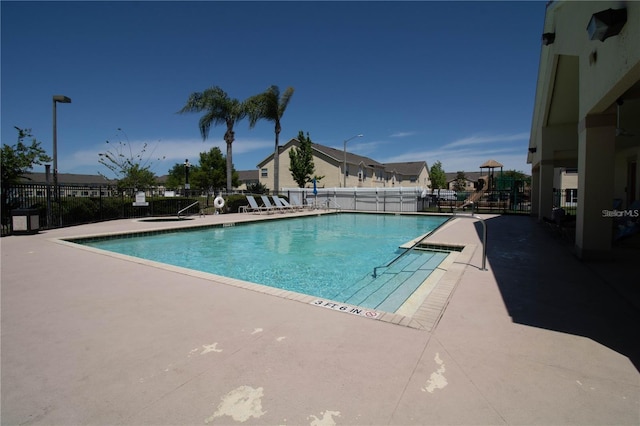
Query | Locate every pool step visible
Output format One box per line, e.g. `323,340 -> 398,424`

341,251 -> 448,312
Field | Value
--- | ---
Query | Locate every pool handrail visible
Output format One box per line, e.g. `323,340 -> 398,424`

372,225 -> 442,278
372,213 -> 488,277
451,212 -> 487,271
177,201 -> 200,218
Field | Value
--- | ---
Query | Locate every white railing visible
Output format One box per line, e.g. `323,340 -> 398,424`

282,187 -> 426,212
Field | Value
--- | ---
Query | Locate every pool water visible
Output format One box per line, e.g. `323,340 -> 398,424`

81,213 -> 449,311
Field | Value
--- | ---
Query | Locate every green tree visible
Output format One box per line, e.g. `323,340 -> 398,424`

429,161 -> 447,196
1,127 -> 51,228
98,129 -> 161,192
246,181 -> 268,194
166,162 -> 201,190
191,147 -> 238,194
453,171 -> 467,191
503,169 -> 531,184
1,127 -> 51,185
179,86 -> 247,194
247,85 -> 294,194
289,130 -> 315,188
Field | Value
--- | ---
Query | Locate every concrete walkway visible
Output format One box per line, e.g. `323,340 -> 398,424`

1,212 -> 638,425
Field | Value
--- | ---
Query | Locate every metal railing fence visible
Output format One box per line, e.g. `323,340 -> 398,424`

1,183 -> 533,236
1,183 -> 201,236
282,187 -> 532,214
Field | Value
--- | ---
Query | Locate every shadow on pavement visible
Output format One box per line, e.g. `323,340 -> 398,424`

474,215 -> 640,371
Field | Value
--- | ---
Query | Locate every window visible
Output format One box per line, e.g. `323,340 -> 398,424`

261,168 -> 268,177
565,189 -> 577,203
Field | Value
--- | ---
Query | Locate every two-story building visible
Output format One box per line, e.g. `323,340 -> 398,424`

256,138 -> 430,191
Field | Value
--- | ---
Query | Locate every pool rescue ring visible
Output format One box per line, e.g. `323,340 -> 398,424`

214,196 -> 225,209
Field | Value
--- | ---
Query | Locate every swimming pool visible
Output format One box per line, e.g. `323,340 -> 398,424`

78,213 -> 450,313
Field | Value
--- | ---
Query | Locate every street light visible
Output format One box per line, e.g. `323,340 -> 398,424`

343,134 -> 363,187
52,95 -> 71,195
184,159 -> 191,197
52,95 -> 71,226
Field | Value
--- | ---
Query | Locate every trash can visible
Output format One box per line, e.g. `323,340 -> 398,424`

11,209 -> 40,235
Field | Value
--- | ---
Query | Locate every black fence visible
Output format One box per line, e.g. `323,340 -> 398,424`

421,189 -> 532,214
1,183 -> 533,236
1,183 -> 202,236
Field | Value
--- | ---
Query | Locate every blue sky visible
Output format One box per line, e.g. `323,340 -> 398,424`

1,1 -> 546,179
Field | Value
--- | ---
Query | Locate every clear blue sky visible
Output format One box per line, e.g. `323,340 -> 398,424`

1,1 -> 546,179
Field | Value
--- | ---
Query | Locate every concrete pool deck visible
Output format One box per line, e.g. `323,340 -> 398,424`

1,211 -> 639,425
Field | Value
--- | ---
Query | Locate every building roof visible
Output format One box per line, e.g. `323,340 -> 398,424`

237,170 -> 259,181
383,162 -> 427,176
311,142 -> 385,168
480,159 -> 504,168
20,172 -> 114,185
257,139 -> 384,168
445,171 -> 484,182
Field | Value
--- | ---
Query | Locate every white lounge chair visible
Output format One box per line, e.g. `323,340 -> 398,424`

261,195 -> 282,213
245,195 -> 267,214
272,196 -> 295,212
290,194 -> 310,210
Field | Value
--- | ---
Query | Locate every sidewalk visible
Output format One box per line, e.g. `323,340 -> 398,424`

1,213 -> 638,425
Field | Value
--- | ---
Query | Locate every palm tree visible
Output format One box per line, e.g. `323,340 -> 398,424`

179,86 -> 246,193
247,85 -> 294,194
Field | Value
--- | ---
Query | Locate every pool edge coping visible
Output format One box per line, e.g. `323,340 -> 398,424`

50,212 -> 469,331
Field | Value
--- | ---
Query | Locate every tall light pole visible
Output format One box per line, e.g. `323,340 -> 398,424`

52,95 -> 71,226
184,159 -> 191,197
343,134 -> 363,187
52,95 -> 71,196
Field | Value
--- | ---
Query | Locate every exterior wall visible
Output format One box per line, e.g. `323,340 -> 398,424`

529,0 -> 640,258
259,141 -> 430,191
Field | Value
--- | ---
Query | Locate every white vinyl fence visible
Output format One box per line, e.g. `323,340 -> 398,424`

282,187 -> 427,212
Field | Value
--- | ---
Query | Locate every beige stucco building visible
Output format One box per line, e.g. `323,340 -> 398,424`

257,138 -> 430,191
528,0 -> 640,259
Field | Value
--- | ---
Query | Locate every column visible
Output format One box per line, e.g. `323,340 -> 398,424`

575,113 -> 616,259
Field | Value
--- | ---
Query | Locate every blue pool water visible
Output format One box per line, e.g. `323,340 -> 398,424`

80,213 -> 450,311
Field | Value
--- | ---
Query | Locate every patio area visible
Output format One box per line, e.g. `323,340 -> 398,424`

1,212 -> 638,425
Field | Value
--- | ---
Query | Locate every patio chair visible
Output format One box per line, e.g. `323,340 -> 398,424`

261,195 -> 282,213
272,196 -> 295,212
245,195 -> 267,214
290,194 -> 309,210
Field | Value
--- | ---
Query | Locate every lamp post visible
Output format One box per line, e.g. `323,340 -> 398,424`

343,134 -> 363,187
184,159 -> 191,197
52,95 -> 71,225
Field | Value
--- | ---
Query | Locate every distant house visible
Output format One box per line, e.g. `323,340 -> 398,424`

256,138 -> 430,191
18,172 -> 116,198
236,170 -> 259,191
21,172 -> 113,186
445,172 -> 483,191
19,172 -> 170,197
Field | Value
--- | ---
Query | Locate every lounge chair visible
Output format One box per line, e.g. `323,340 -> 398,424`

245,195 -> 267,214
261,195 -> 282,213
290,194 -> 310,210
543,207 -> 575,239
272,196 -> 295,212
614,200 -> 640,241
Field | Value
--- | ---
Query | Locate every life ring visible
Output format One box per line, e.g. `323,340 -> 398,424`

214,196 -> 225,209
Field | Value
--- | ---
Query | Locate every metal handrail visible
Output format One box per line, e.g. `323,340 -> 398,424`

177,201 -> 199,218
452,212 -> 487,271
324,198 -> 342,211
372,226 -> 441,278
